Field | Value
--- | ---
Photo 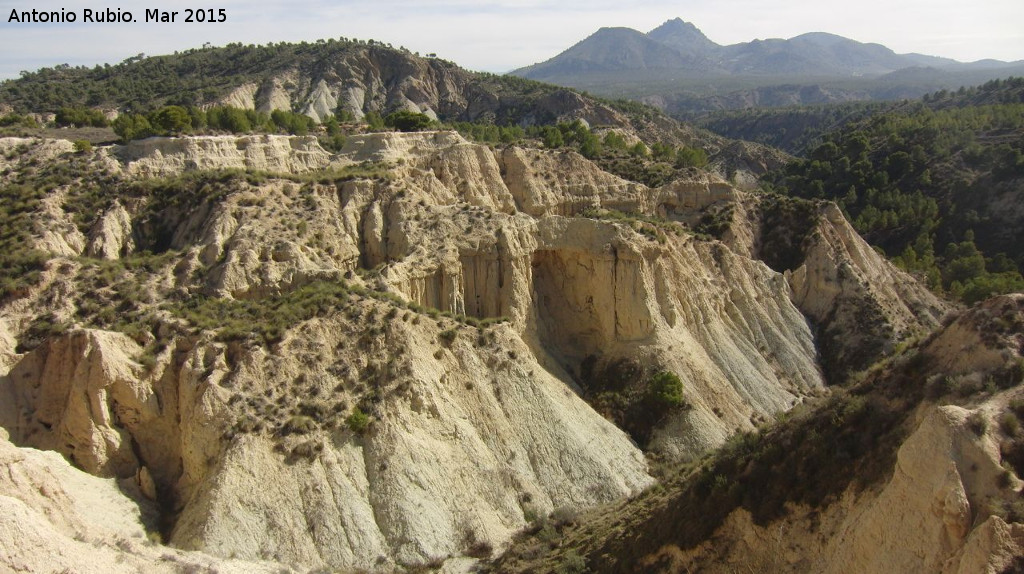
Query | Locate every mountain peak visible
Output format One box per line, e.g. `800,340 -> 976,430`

647,17 -> 718,53
650,17 -> 696,32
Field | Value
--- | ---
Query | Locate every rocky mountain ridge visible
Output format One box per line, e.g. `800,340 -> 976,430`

0,130 -> 947,571
0,38 -> 791,190
511,18 -> 1024,114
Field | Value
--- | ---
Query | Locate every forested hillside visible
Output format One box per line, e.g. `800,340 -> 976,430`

694,101 -> 891,154
0,38 -> 576,128
0,39 -> 444,112
698,77 -> 1024,155
764,78 -> 1024,303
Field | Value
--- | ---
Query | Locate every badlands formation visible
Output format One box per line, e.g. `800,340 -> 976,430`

1,130 -> 1018,572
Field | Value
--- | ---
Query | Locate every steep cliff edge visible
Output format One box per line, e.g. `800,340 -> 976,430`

0,132 -> 950,570
494,295 -> 1024,574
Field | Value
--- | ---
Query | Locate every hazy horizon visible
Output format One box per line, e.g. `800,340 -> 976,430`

1,0 -> 1022,81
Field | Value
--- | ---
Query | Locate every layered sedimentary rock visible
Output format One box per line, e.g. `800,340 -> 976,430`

0,132 -> 950,570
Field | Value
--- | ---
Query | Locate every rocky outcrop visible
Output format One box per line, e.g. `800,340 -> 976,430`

0,132 -> 961,571
4,330 -> 152,477
0,137 -> 74,168
788,202 -> 949,380
823,405 -> 1020,574
0,328 -> 229,505
0,427 -> 290,573
116,134 -> 333,176
500,147 -> 647,216
86,202 -> 135,259
175,317 -> 651,568
197,42 -> 634,129
923,294 -> 1024,376
2,315 -> 652,570
531,295 -> 1024,574
651,397 -> 1024,574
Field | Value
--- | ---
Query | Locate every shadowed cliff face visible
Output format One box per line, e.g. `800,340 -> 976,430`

0,132 -> 946,570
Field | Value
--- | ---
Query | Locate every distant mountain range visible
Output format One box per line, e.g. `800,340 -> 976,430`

511,18 -> 1024,115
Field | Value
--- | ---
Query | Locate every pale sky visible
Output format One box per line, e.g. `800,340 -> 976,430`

1,0 -> 1023,80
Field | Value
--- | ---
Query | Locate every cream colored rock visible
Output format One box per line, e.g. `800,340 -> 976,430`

823,405 -> 1007,574
170,316 -> 653,569
923,294 -> 1023,376
0,319 -> 17,374
1,327 -> 237,516
338,130 -> 467,164
102,132 -> 829,459
947,516 -> 1024,574
0,137 -> 74,171
641,400 -> 1024,574
86,201 -> 135,259
303,79 -> 339,123
195,180 -> 361,297
4,330 -> 154,477
116,134 -> 332,176
788,202 -> 948,378
1,318 -> 653,570
0,131 -> 960,571
36,189 -> 87,257
218,82 -> 259,110
257,73 -> 297,114
500,147 -> 646,216
0,428 -> 293,573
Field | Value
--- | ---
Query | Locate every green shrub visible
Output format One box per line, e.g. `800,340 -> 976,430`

383,110 -> 433,132
346,407 -> 370,433
648,370 -> 686,408
536,523 -> 559,545
72,140 -> 92,153
523,506 -> 539,524
551,506 -> 580,526
439,328 -> 458,346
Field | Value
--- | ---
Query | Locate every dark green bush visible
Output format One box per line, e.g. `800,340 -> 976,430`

384,110 -> 434,132
648,371 -> 686,408
346,408 -> 370,433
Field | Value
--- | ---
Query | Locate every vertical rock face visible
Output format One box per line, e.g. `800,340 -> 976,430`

5,330 -> 154,478
0,132 -> 955,571
1,319 -> 652,570
115,135 -> 333,176
0,427 -> 291,573
500,147 -> 647,216
1,329 -> 234,511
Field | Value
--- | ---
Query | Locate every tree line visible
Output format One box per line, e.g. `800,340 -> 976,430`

109,105 -> 318,141
764,79 -> 1024,303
